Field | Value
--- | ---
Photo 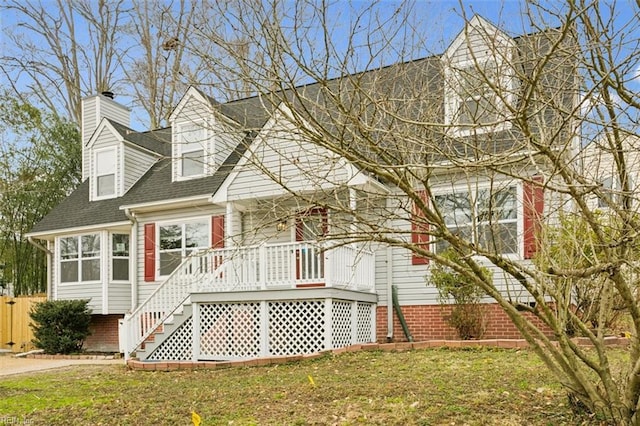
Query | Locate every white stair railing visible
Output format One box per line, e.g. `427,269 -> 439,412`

123,242 -> 375,359
123,249 -> 226,359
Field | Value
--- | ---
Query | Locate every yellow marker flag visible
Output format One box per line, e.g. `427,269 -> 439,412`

308,375 -> 316,386
192,411 -> 202,426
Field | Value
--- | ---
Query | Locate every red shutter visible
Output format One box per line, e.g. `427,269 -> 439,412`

212,215 -> 225,248
523,176 -> 544,259
144,223 -> 156,282
411,189 -> 430,265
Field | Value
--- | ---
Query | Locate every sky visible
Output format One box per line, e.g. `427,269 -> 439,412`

1,0 -> 639,131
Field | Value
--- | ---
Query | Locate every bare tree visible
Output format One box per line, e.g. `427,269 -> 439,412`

122,0 -> 216,129
1,0 -> 126,124
0,0 -> 251,128
190,1 -> 640,423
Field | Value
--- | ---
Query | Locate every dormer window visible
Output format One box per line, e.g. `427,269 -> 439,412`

442,16 -> 517,137
445,59 -> 514,135
94,148 -> 117,199
178,122 -> 206,178
455,62 -> 499,125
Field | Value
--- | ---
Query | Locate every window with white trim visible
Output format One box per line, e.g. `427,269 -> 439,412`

445,58 -> 514,133
59,234 -> 101,283
112,234 -> 129,281
95,148 -> 116,197
158,220 -> 209,276
178,123 -> 206,178
434,185 -> 518,255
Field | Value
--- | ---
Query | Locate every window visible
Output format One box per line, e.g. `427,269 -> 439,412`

158,220 -> 209,276
434,185 -> 518,255
454,63 -> 500,126
59,234 -> 100,283
445,59 -> 513,133
178,123 -> 206,177
112,234 -> 129,281
95,149 -> 116,197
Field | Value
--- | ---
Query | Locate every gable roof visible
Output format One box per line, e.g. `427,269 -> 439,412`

108,120 -> 171,156
29,128 -> 246,236
30,18 -> 574,237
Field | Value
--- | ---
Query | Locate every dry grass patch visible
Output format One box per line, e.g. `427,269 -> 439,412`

0,347 -> 616,425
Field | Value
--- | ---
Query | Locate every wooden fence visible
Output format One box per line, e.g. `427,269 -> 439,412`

0,295 -> 46,352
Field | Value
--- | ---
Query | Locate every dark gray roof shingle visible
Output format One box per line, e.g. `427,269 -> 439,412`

30,140 -> 248,234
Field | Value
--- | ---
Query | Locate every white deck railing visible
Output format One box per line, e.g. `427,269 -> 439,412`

123,241 -> 374,358
195,242 -> 375,292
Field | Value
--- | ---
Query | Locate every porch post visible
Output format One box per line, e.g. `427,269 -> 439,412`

351,301 -> 358,345
225,202 -> 235,248
324,298 -> 333,350
260,300 -> 269,357
370,304 -> 377,343
349,188 -> 357,235
192,302 -> 200,362
259,244 -> 267,290
324,244 -> 332,288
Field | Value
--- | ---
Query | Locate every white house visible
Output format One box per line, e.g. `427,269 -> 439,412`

27,16 -> 576,360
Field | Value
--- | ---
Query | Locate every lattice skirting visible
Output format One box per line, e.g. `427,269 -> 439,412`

146,299 -> 376,361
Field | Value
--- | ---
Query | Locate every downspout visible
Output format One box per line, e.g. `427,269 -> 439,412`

386,246 -> 394,341
392,285 -> 414,342
124,208 -> 138,309
27,236 -> 53,300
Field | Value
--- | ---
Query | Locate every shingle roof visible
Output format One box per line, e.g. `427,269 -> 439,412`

31,23 -> 571,236
30,134 -> 249,234
108,120 -> 172,156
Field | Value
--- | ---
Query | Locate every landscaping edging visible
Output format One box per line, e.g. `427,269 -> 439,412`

126,337 -> 630,371
22,353 -> 119,360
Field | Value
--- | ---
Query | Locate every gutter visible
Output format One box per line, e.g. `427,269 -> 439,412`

386,246 -> 394,341
123,208 -> 138,309
27,236 -> 53,300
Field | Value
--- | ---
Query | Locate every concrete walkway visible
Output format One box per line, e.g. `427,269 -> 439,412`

0,353 -> 124,377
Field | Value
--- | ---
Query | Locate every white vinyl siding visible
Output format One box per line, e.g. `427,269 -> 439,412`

170,90 -> 242,182
373,186 -> 534,307
227,111 -> 350,201
81,94 -> 130,181
123,145 -> 157,193
443,16 -> 516,136
135,206 -> 225,303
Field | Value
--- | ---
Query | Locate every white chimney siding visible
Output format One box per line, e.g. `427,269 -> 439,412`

81,93 -> 130,181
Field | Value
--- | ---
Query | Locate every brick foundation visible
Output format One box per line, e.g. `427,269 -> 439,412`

376,304 -> 551,342
83,314 -> 123,353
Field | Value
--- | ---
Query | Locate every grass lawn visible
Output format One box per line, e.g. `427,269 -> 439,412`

0,347 -> 610,425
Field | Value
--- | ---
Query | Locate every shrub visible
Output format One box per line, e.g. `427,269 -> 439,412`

430,249 -> 490,339
535,213 -> 634,335
30,299 -> 92,354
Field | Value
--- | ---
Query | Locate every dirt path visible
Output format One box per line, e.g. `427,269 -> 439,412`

0,353 -> 123,377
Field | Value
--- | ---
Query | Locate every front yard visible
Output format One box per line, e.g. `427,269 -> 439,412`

0,347 -> 612,425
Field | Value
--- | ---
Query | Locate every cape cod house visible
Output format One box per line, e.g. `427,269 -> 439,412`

27,16 -> 577,360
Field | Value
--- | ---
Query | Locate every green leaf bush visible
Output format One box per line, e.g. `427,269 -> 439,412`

430,249 -> 491,339
29,299 -> 92,354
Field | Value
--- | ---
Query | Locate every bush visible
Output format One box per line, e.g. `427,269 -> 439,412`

430,249 -> 490,339
535,213 -> 634,335
30,299 -> 92,354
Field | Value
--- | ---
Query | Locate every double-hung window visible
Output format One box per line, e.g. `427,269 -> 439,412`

95,148 -> 116,198
445,58 -> 514,134
178,123 -> 206,178
59,234 -> 101,283
434,185 -> 518,255
158,220 -> 209,276
455,62 -> 500,126
112,234 -> 129,281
